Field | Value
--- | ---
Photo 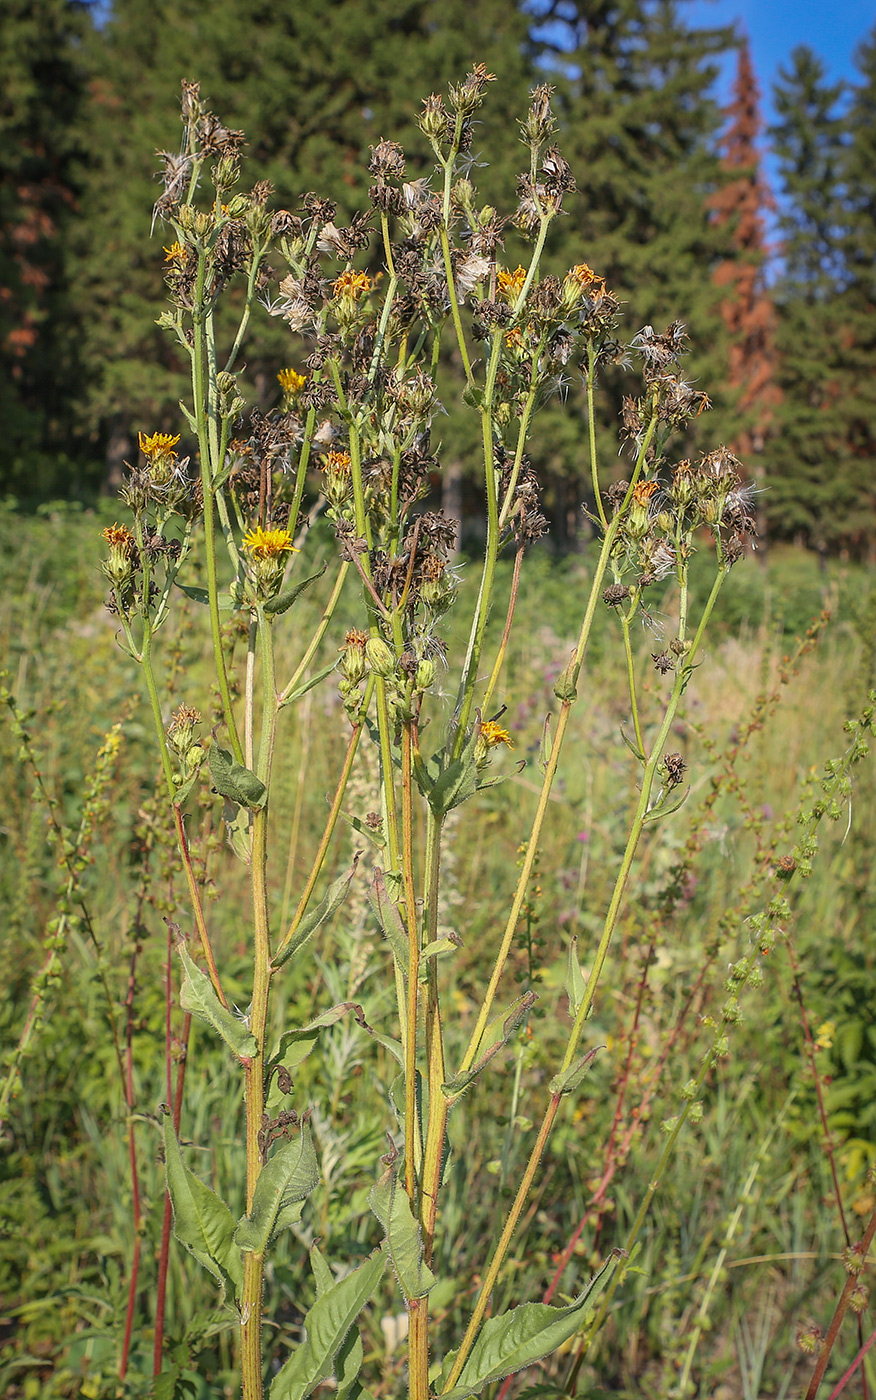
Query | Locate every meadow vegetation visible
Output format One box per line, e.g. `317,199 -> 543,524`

2,72 -> 876,1400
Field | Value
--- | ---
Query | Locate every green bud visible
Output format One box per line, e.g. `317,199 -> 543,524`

365,635 -> 396,677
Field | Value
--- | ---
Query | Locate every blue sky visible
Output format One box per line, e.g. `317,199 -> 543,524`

688,0 -> 874,111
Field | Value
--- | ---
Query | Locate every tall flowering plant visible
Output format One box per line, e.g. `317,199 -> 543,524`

101,70 -> 757,1399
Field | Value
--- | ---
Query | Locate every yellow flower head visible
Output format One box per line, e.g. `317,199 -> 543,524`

323,450 -> 352,473
163,242 -> 186,266
480,720 -> 514,750
277,368 -> 307,395
101,522 -> 135,551
815,1021 -> 836,1052
139,431 -> 181,458
632,480 -> 660,509
496,265 -> 527,303
504,326 -> 526,352
243,525 -> 297,559
567,262 -> 602,289
332,270 -> 373,301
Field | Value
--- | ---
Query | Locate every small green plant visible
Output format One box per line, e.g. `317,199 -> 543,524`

5,70 -> 874,1400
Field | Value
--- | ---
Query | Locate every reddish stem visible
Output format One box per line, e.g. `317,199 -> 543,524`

828,1322 -> 876,1399
153,1011 -> 193,1377
120,935 -> 144,1379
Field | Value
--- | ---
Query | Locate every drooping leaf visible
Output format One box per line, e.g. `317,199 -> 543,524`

270,1250 -> 385,1400
234,1120 -> 319,1253
564,936 -> 586,1018
264,563 -> 327,616
273,857 -> 360,969
438,1252 -> 621,1399
549,1047 -> 601,1096
369,1161 -> 436,1300
442,992 -> 536,1101
222,799 -> 253,864
208,742 -> 267,810
178,944 -> 257,1060
367,868 -> 409,977
162,1110 -> 243,1299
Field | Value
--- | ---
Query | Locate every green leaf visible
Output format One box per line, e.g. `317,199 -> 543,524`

442,992 -> 536,1101
162,1110 -> 243,1300
367,868 -> 409,978
273,858 -> 360,969
176,582 -> 234,613
549,1047 -> 600,1096
264,563 -> 327,616
270,1250 -> 385,1400
305,1245 -> 370,1400
619,722 -> 646,764
438,1252 -> 621,1399
564,936 -> 586,1018
234,1120 -> 319,1253
369,1162 -> 436,1300
280,659 -> 340,708
178,944 -> 257,1060
427,726 -> 480,818
643,784 -> 690,825
339,808 -> 386,849
222,799 -> 253,863
419,937 -> 459,966
208,743 -> 267,809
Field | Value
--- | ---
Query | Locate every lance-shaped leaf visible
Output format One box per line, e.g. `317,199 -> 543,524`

438,1252 -> 621,1399
442,992 -> 536,1101
367,868 -> 409,978
310,1246 -> 367,1400
643,784 -> 691,825
176,582 -> 234,612
270,1250 -> 385,1400
162,1110 -> 243,1299
564,936 -> 586,1019
427,725 -> 480,818
208,742 -> 267,810
264,563 -> 327,616
273,857 -> 360,969
369,1161 -> 435,1300
178,944 -> 257,1060
281,659 -> 339,709
549,1046 -> 601,1097
234,1120 -> 319,1253
619,722 -> 646,764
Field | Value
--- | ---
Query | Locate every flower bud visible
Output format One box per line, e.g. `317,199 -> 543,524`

365,635 -> 396,677
415,657 -> 435,692
340,629 -> 368,685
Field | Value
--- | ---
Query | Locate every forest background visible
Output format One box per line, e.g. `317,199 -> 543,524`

5,3 -> 876,1399
3,0 -> 876,555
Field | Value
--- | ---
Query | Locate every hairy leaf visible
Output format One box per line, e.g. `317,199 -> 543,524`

549,1047 -> 600,1096
439,1252 -> 620,1399
178,944 -> 257,1060
208,742 -> 267,809
270,1250 -> 385,1400
369,1162 -> 435,1300
264,563 -> 326,616
443,991 -> 536,1101
273,857 -> 360,969
162,1110 -> 243,1299
235,1120 -> 319,1253
368,868 -> 409,977
427,725 -> 480,818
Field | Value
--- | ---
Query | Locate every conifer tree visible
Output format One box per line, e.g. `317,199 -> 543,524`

708,39 -> 778,471
767,47 -> 857,551
0,0 -> 89,496
67,0 -> 532,481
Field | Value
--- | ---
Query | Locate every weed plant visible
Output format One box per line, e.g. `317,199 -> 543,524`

3,72 -> 876,1400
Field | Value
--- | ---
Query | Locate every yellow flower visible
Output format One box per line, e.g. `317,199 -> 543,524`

163,242 -> 186,265
332,270 -> 373,301
815,1021 -> 836,1052
504,326 -> 526,351
632,480 -> 659,509
242,525 -> 298,559
567,262 -> 601,289
323,450 -> 352,472
277,368 -> 307,395
101,522 -> 135,551
481,720 -> 514,750
496,265 -> 527,303
139,431 -> 181,457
